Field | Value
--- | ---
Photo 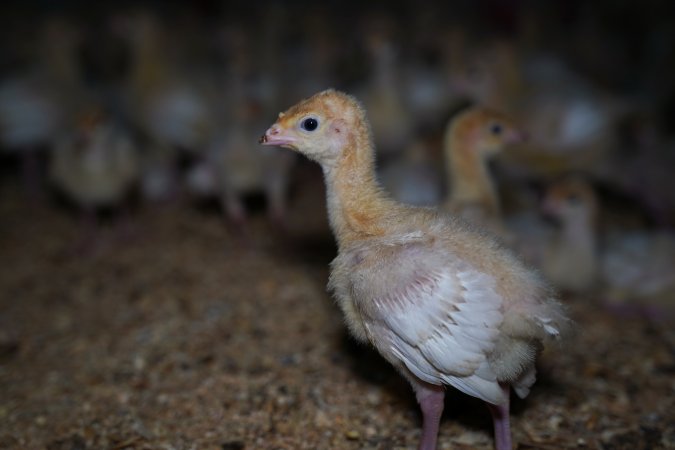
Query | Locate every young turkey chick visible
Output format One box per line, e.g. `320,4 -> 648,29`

443,106 -> 525,235
197,106 -> 294,228
537,177 -> 600,293
186,36 -> 294,228
450,38 -> 524,113
122,12 -> 213,152
602,230 -> 675,318
50,106 -> 139,249
260,90 -> 569,450
119,11 -> 214,201
359,32 -> 414,160
452,41 -> 623,178
541,176 -> 675,313
0,17 -> 85,197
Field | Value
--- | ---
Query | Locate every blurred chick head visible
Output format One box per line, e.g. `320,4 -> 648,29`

259,89 -> 371,166
76,106 -> 106,134
446,106 -> 526,158
542,176 -> 598,224
72,106 -> 107,150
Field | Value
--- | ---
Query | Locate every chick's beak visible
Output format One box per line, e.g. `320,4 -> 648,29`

506,128 -> 529,145
259,123 -> 297,148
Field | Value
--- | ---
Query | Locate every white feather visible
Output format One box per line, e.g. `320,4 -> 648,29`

361,257 -> 507,403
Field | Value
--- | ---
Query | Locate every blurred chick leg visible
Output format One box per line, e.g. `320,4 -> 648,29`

487,385 -> 512,450
414,382 -> 445,450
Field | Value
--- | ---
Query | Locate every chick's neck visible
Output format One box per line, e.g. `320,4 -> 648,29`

558,209 -> 597,259
130,34 -> 169,91
323,130 -> 398,249
447,135 -> 499,216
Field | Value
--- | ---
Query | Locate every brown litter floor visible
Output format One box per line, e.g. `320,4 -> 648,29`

1,173 -> 674,450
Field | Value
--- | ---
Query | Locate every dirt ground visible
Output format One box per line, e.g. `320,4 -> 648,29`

1,169 -> 674,450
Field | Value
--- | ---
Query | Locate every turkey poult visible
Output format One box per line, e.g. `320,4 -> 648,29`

443,106 -> 525,234
260,90 -> 570,450
0,17 -> 85,197
50,107 -> 139,210
50,106 -> 139,251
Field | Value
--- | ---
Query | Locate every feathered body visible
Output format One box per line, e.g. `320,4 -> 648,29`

50,110 -> 139,208
124,13 -> 212,152
329,209 -> 563,405
0,77 -> 63,150
201,121 -> 294,224
538,177 -> 600,292
0,18 -> 82,151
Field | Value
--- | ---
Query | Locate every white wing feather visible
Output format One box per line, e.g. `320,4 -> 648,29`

362,258 -> 507,404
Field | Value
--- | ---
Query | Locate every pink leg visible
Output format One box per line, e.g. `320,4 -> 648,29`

221,192 -> 247,231
414,383 -> 445,450
487,384 -> 512,450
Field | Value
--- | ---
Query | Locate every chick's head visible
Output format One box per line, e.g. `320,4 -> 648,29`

260,89 -> 372,166
542,176 -> 597,223
450,107 -> 526,158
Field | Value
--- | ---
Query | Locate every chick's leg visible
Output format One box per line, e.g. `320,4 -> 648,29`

414,382 -> 445,450
486,384 -> 512,450
220,188 -> 246,230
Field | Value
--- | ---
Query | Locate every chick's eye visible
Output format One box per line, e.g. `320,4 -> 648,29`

301,118 -> 319,131
490,123 -> 502,135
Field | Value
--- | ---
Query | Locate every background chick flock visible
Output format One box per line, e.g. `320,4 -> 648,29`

1,1 -> 674,308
